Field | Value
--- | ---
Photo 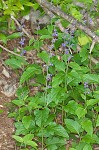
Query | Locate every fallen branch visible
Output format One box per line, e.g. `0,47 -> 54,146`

36,0 -> 99,43
11,15 -> 34,39
0,44 -> 23,57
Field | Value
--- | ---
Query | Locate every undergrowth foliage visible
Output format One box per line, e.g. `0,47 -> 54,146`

0,0 -> 99,150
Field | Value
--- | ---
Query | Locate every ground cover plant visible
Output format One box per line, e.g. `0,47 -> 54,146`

0,0 -> 99,149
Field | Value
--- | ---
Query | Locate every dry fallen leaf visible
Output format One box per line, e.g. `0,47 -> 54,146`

2,67 -> 10,78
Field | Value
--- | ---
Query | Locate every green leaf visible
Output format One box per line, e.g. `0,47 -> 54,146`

69,62 -> 82,70
38,51 -> 49,64
78,35 -> 91,46
0,33 -> 7,44
70,148 -> 76,150
75,107 -> 87,119
65,119 -> 81,134
51,57 -> 65,72
12,135 -> 23,143
64,100 -> 78,114
23,134 -> 34,143
46,137 -> 66,146
7,32 -> 22,39
12,100 -> 24,106
86,99 -> 99,106
20,65 -> 41,84
40,34 -> 52,39
25,141 -> 37,148
83,74 -> 99,83
15,122 -> 28,135
54,125 -> 69,139
47,25 -> 53,34
83,144 -> 92,150
22,116 -> 32,129
81,119 -> 93,136
34,107 -> 49,127
52,72 -> 64,87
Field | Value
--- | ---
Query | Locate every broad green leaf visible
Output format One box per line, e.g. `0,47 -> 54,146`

5,58 -> 23,69
96,115 -> 99,127
12,135 -> 23,143
83,74 -> 99,83
65,119 -> 81,134
64,100 -> 78,114
69,62 -> 82,70
81,119 -> 93,136
78,35 -> 91,46
34,107 -> 49,127
46,137 -> 66,146
20,65 -> 41,84
40,34 -> 52,39
25,141 -> 37,148
54,125 -> 69,139
16,86 -> 29,100
7,32 -> 22,39
0,33 -> 7,43
52,72 -> 64,87
83,144 -> 92,150
38,51 -> 49,64
23,134 -> 34,143
51,57 -> 65,72
86,99 -> 99,106
82,134 -> 99,144
75,107 -> 87,119
15,122 -> 28,135
12,100 -> 24,106
70,148 -> 76,150
47,25 -> 53,34
22,116 -> 32,129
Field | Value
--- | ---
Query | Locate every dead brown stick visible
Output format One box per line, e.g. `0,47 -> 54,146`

0,44 -> 22,57
36,0 -> 99,43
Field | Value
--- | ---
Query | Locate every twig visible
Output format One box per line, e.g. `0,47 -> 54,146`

36,0 -> 99,43
89,40 -> 96,54
11,15 -> 34,39
0,44 -> 23,57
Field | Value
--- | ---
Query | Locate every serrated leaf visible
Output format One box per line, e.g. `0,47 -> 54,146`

83,74 -> 99,83
78,35 -> 91,46
23,134 -> 34,143
20,65 -> 41,84
64,100 -> 78,114
34,107 -> 49,127
69,62 -> 82,70
12,135 -> 23,143
38,51 -> 49,64
75,107 -> 87,119
52,72 -> 64,87
12,100 -> 24,106
83,144 -> 92,150
65,119 -> 81,134
7,32 -> 22,39
86,99 -> 99,106
22,116 -> 32,129
54,125 -> 69,139
25,141 -> 37,148
81,119 -> 93,136
40,34 -> 52,39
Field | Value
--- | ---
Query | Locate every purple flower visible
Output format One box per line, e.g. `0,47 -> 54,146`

52,32 -> 58,37
20,50 -> 26,56
84,82 -> 89,88
19,37 -> 25,46
62,43 -> 66,47
46,74 -> 52,81
47,85 -> 52,89
68,55 -> 73,61
65,49 -> 69,54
